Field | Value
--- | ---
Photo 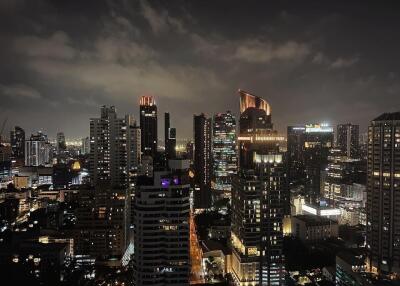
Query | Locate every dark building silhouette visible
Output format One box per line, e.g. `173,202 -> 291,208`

164,112 -> 176,160
140,96 -> 157,158
367,112 -> 400,275
193,113 -> 212,209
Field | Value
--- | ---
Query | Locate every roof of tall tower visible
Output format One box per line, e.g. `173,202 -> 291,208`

238,89 -> 271,115
373,112 -> 400,121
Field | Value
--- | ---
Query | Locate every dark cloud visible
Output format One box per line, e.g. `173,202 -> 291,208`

0,0 -> 399,140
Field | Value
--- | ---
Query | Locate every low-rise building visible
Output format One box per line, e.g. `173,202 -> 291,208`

291,215 -> 338,242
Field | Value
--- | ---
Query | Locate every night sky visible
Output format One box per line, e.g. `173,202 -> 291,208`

1,0 -> 400,139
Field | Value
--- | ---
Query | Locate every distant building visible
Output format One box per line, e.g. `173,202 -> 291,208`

126,115 -> 141,171
80,136 -> 90,155
10,126 -> 25,161
367,112 -> 400,275
164,112 -> 176,160
337,123 -> 360,158
89,106 -> 127,188
132,159 -> 190,285
139,96 -> 157,157
212,111 -> 237,198
193,113 -> 212,209
287,126 -> 306,186
25,131 -> 51,167
291,215 -> 338,242
56,132 -> 66,155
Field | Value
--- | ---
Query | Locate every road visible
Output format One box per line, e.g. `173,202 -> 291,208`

189,212 -> 205,284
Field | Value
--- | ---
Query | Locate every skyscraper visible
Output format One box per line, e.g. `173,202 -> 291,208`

25,131 -> 51,166
303,124 -> 334,202
337,123 -> 360,158
193,113 -> 212,209
287,126 -> 306,186
212,111 -> 237,198
89,106 -> 128,187
81,136 -> 90,155
133,159 -> 190,285
231,90 -> 285,285
126,115 -> 141,172
366,112 -> 400,275
10,126 -> 25,161
165,112 -> 176,160
140,96 -> 157,158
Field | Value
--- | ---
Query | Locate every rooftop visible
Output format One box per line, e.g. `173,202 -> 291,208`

373,112 -> 400,121
293,215 -> 337,226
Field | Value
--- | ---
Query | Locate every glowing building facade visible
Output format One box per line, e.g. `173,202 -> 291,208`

212,111 -> 237,197
231,90 -> 286,286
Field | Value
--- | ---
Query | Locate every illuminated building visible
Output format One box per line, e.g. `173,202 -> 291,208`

126,115 -> 141,171
74,186 -> 129,266
337,123 -> 360,159
25,131 -> 51,167
212,111 -> 237,197
10,126 -> 25,161
366,112 -> 400,275
193,113 -> 212,209
231,90 -> 285,286
165,112 -> 176,160
89,106 -> 128,187
287,123 -> 334,202
322,148 -> 366,225
140,95 -> 157,157
291,215 -> 338,242
132,160 -> 190,286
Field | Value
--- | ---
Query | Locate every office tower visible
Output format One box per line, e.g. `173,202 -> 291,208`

366,112 -> 400,275
10,126 -> 25,161
231,90 -> 285,286
74,186 -> 129,265
56,132 -> 66,155
25,131 -> 51,166
139,95 -> 157,157
133,159 -> 190,286
337,123 -> 360,158
303,124 -> 334,202
212,111 -> 237,198
165,112 -> 177,160
126,115 -> 141,171
89,106 -> 127,187
81,136 -> 90,155
287,126 -> 306,186
193,113 -> 212,209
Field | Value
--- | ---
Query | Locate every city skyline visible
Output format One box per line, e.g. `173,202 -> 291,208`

1,1 -> 400,138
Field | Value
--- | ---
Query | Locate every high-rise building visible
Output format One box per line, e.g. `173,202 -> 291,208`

337,123 -> 360,158
81,136 -> 90,155
165,112 -> 176,160
231,90 -> 286,286
25,131 -> 51,166
89,106 -> 127,188
212,111 -> 237,197
133,159 -> 190,285
126,115 -> 141,172
287,126 -> 306,186
10,126 -> 25,161
74,186 -> 129,265
56,132 -> 66,155
193,113 -> 212,209
140,96 -> 157,158
366,112 -> 400,275
304,124 -> 334,202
